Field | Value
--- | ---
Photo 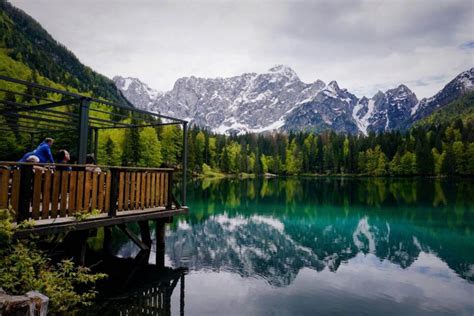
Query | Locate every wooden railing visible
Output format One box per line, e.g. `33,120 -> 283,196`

0,162 -> 175,222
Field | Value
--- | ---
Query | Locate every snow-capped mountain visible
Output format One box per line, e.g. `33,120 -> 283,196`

411,68 -> 474,122
113,76 -> 162,112
114,67 -> 474,135
352,85 -> 419,134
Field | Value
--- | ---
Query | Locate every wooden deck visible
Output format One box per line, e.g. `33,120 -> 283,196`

0,162 -> 187,238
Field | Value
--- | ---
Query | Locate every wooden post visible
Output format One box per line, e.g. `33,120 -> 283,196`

167,170 -> 173,209
139,220 -> 152,248
63,230 -> 89,265
103,226 -> 112,255
182,122 -> 188,206
155,220 -> 166,269
94,128 -> 99,163
180,273 -> 185,316
109,168 -> 119,217
77,98 -> 90,164
17,165 -> 33,222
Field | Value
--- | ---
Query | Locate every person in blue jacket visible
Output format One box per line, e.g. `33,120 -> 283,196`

19,137 -> 55,164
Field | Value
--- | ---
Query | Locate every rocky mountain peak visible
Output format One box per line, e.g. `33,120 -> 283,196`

114,68 -> 473,135
454,67 -> 474,90
267,65 -> 299,81
392,84 -> 412,94
113,76 -> 161,112
328,80 -> 340,92
313,79 -> 326,90
373,90 -> 386,100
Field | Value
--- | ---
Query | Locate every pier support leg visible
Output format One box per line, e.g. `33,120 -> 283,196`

103,226 -> 112,255
180,274 -> 185,316
64,230 -> 89,265
138,220 -> 152,248
155,220 -> 166,269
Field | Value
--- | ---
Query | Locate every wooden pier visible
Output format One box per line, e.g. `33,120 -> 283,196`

0,162 -> 187,237
0,75 -> 189,266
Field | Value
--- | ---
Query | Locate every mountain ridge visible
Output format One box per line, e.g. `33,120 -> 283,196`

115,67 -> 474,135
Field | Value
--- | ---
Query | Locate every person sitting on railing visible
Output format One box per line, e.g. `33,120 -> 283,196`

56,149 -> 72,171
85,154 -> 101,173
19,137 -> 55,164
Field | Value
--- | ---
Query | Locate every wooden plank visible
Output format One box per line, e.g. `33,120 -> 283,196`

105,172 -> 111,212
51,171 -> 61,218
130,172 -> 136,210
164,172 -> 169,207
0,169 -> 9,209
31,170 -> 43,220
151,172 -> 156,207
91,172 -> 98,211
124,172 -> 130,210
68,171 -> 77,215
41,170 -> 52,219
118,172 -> 125,211
84,172 -> 92,212
11,169 -> 21,213
158,172 -> 164,206
98,172 -> 105,212
160,172 -> 165,206
76,172 -> 84,211
140,173 -> 146,209
135,172 -> 141,209
146,173 -> 151,208
155,172 -> 161,206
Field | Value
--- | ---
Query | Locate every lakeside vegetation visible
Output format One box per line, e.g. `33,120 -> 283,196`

182,108 -> 474,177
0,210 -> 106,313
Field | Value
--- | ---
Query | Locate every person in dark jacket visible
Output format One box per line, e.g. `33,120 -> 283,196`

56,149 -> 72,171
19,137 -> 55,163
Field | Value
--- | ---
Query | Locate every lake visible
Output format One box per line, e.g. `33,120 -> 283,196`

90,177 -> 474,315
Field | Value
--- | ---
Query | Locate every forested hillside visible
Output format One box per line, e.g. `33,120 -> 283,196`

0,0 -> 128,103
415,92 -> 474,127
184,113 -> 474,176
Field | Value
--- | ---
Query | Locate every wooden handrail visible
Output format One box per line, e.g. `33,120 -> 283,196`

0,161 -> 175,171
0,164 -> 176,223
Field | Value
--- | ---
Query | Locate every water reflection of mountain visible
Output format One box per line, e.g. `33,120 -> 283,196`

166,177 -> 474,286
166,213 -> 473,286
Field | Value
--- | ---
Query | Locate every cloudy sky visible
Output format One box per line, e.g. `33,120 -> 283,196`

10,0 -> 474,98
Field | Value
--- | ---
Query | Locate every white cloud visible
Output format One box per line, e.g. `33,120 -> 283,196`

10,0 -> 474,98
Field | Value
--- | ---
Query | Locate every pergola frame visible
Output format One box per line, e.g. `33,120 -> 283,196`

0,75 -> 188,205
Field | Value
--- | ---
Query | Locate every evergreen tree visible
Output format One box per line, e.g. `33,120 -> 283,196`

103,136 -> 118,165
400,151 -> 416,175
389,152 -> 402,175
138,127 -> 162,167
441,145 -> 456,175
121,128 -> 140,166
452,141 -> 466,174
415,134 -> 434,175
466,143 -> 474,174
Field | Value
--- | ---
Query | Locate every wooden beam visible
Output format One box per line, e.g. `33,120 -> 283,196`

118,224 -> 150,251
13,207 -> 188,239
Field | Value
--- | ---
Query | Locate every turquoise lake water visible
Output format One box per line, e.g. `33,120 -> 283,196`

93,177 -> 474,315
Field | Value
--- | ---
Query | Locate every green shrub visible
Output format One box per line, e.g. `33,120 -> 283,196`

0,209 -> 107,313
